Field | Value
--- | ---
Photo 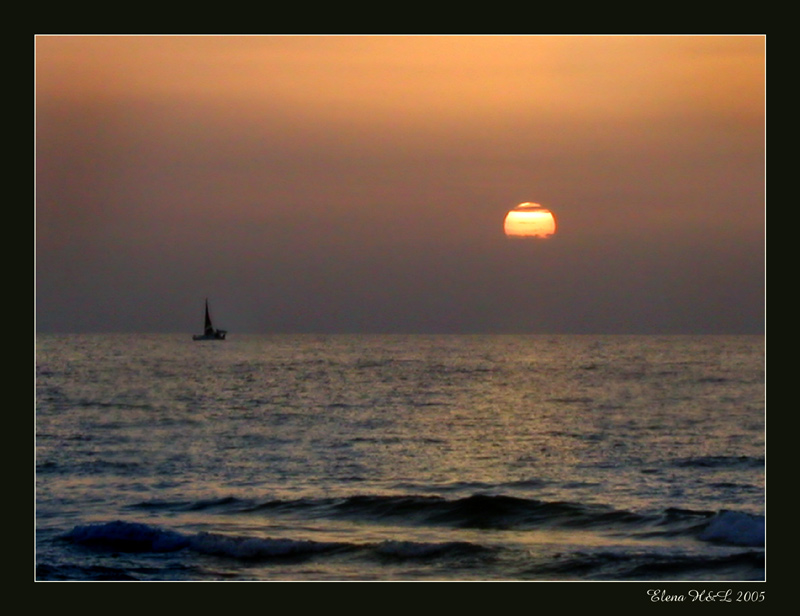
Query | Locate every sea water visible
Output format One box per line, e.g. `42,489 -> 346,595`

35,334 -> 765,581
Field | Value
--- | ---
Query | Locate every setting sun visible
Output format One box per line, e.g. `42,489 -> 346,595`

503,202 -> 557,238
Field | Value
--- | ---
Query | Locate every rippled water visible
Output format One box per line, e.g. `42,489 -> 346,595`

36,334 -> 765,581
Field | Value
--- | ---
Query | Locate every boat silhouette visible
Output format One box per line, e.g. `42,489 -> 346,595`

192,299 -> 227,340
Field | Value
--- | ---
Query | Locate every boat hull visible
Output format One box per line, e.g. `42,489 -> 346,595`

193,332 -> 226,341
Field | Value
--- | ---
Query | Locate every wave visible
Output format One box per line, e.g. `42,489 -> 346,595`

698,510 -> 765,547
124,493 -> 764,546
672,455 -> 764,469
57,500 -> 764,581
62,520 -> 490,563
54,511 -> 764,581
531,548 -> 764,580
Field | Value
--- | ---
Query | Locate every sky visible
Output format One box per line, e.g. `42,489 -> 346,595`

35,35 -> 765,335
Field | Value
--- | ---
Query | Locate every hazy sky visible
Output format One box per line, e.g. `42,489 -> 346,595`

35,35 -> 765,334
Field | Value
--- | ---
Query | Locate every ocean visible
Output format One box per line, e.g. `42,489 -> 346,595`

35,334 -> 765,583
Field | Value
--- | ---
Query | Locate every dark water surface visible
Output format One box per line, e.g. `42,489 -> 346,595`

36,334 -> 765,581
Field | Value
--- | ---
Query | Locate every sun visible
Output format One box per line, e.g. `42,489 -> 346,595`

503,202 -> 557,238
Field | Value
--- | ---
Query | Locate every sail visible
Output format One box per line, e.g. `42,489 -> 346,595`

204,300 -> 214,336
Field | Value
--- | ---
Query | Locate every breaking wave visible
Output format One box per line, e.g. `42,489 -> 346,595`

65,493 -> 764,563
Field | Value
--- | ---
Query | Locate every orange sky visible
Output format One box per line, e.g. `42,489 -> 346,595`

35,35 -> 765,334
37,36 -> 762,125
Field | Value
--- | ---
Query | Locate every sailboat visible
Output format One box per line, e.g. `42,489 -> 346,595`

193,299 -> 227,340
